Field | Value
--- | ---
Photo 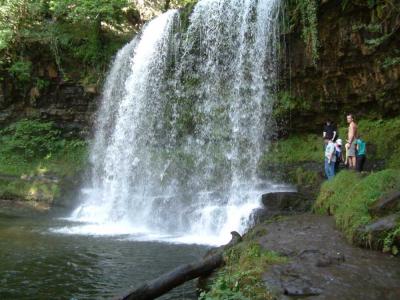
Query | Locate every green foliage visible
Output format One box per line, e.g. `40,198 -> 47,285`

273,91 -> 311,119
0,119 -> 87,203
199,242 -> 286,300
261,134 -> 321,165
383,225 -> 400,255
381,56 -> 400,69
0,0 -> 134,86
314,169 -> 400,253
35,77 -> 50,90
298,0 -> 318,63
8,60 -> 32,82
50,0 -> 127,26
0,119 -> 60,160
351,23 -> 382,33
294,166 -> 319,187
350,1 -> 400,51
365,32 -> 391,48
178,0 -> 198,31
284,0 -> 319,64
0,119 -> 88,178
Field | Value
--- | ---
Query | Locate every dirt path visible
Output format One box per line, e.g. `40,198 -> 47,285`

257,214 -> 400,300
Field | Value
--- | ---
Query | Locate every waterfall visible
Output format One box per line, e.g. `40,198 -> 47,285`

60,0 -> 284,245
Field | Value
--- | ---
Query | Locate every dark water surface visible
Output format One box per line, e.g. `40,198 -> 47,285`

0,209 -> 208,300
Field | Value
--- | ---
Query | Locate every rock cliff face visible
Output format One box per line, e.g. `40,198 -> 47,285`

0,69 -> 98,135
279,0 -> 400,133
1,1 -> 399,137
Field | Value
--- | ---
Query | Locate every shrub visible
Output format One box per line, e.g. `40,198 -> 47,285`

0,119 -> 60,160
199,242 -> 286,300
0,119 -> 88,177
8,60 -> 32,83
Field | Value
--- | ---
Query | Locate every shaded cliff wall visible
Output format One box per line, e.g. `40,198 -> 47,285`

279,0 -> 400,134
0,64 -> 98,136
1,1 -> 399,136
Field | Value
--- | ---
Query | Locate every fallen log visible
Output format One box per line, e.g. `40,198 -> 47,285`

114,231 -> 242,300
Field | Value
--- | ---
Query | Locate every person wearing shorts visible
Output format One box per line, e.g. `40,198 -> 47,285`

346,114 -> 358,170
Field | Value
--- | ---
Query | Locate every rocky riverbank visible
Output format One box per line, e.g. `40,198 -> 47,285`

259,214 -> 400,299
201,185 -> 400,299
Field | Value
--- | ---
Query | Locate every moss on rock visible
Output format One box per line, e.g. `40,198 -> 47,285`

0,177 -> 60,203
0,120 -> 88,205
314,169 -> 400,254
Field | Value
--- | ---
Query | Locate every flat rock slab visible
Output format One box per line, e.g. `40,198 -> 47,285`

257,214 -> 400,300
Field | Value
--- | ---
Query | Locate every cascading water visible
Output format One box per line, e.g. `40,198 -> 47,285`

57,0 -> 286,245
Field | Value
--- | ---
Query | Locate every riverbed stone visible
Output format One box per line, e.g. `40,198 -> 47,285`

369,191 -> 400,217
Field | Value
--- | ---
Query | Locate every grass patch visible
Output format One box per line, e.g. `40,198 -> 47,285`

350,118 -> 400,166
261,117 -> 400,168
314,169 -> 400,253
260,134 -> 322,165
199,242 -> 287,300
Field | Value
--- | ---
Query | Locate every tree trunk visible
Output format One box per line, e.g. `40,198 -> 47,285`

115,254 -> 223,300
114,232 -> 242,300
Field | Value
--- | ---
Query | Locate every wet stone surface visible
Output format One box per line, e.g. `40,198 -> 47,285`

258,214 -> 400,300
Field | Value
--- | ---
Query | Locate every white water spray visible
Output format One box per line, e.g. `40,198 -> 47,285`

56,0 -> 284,245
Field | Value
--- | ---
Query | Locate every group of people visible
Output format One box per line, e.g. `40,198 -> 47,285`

323,114 -> 367,180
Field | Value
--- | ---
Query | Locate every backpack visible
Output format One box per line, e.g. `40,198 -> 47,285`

335,147 -> 342,162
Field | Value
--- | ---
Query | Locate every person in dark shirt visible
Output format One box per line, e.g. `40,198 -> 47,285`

323,120 -> 338,141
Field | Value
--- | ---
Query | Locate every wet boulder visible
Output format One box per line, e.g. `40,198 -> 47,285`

369,191 -> 400,217
250,208 -> 275,225
261,192 -> 311,213
357,213 -> 400,249
250,192 -> 311,225
364,214 -> 400,233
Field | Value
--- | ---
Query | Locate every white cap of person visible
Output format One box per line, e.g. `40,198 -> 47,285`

336,138 -> 343,146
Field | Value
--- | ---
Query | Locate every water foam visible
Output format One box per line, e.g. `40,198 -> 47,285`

54,0 -> 283,246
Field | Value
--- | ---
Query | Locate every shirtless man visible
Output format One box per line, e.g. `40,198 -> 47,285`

346,114 -> 358,169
